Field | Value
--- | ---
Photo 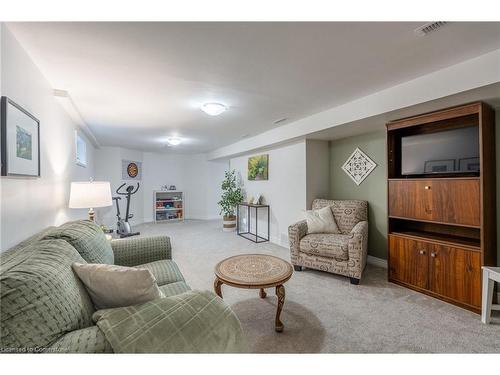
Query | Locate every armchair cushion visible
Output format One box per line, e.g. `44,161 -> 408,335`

299,233 -> 350,261
304,206 -> 340,234
112,236 -> 171,266
312,199 -> 368,234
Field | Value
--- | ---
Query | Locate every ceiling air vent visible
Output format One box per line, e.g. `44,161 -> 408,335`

414,22 -> 448,37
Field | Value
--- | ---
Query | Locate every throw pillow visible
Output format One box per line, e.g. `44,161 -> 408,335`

72,263 -> 164,310
304,206 -> 340,234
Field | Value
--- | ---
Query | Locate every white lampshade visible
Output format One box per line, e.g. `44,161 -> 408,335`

69,181 -> 112,209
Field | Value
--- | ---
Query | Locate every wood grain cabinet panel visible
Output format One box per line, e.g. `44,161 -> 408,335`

389,179 -> 480,227
388,235 -> 428,289
428,245 -> 481,308
388,180 -> 432,221
430,180 -> 480,227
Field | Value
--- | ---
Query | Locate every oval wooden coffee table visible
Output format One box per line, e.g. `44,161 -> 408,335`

214,254 -> 293,332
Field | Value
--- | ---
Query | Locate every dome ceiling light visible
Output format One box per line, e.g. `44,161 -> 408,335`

201,102 -> 227,116
166,137 -> 182,146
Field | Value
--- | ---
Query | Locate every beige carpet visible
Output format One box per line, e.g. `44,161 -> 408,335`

136,219 -> 500,353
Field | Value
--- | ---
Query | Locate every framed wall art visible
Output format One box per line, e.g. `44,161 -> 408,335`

1,96 -> 40,177
122,159 -> 142,180
341,147 -> 377,186
424,159 -> 455,174
248,154 -> 269,180
458,157 -> 480,172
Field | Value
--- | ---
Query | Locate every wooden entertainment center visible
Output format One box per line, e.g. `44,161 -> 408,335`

386,102 -> 496,313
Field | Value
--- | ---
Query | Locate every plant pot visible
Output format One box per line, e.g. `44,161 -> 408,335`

223,215 -> 237,232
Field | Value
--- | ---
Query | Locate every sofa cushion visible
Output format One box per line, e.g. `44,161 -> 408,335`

312,199 -> 368,234
0,239 -> 95,351
134,259 -> 185,286
299,233 -> 350,261
93,290 -> 246,353
44,220 -> 114,264
159,281 -> 191,297
72,263 -> 164,310
48,326 -> 113,353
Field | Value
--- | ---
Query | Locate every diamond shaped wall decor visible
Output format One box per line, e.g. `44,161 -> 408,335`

341,147 -> 377,186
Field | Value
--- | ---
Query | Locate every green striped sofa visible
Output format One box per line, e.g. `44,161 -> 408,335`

0,220 -> 245,353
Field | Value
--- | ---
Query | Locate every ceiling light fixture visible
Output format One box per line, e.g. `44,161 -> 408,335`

201,102 -> 227,116
166,137 -> 182,146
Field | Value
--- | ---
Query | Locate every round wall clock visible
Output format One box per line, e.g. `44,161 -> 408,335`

127,162 -> 139,178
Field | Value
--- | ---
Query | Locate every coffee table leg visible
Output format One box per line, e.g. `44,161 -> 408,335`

259,288 -> 267,298
214,277 -> 223,298
275,284 -> 285,332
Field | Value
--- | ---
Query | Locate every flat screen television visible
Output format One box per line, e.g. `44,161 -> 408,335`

401,125 -> 479,176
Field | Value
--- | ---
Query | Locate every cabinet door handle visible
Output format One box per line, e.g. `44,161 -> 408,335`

424,185 -> 431,190
419,250 -> 426,255
430,252 -> 437,258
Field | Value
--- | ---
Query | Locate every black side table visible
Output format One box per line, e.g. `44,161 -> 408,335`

237,203 -> 270,243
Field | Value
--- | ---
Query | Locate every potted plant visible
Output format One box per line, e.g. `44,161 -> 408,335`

218,169 -> 244,231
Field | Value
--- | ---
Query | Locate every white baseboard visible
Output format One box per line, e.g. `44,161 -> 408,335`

367,255 -> 387,269
205,216 -> 222,220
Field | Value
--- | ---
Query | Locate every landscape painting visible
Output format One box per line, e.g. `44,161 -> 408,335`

16,125 -> 32,160
1,96 -> 40,177
248,154 -> 269,180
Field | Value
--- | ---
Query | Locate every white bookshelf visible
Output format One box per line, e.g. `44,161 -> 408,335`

154,190 -> 184,223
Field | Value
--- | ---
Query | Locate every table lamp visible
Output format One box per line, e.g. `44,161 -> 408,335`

69,181 -> 112,221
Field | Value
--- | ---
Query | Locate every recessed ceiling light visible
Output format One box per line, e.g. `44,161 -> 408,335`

166,137 -> 182,146
201,102 -> 227,116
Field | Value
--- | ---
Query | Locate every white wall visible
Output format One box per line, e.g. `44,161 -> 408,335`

0,25 -> 96,251
142,152 -> 227,222
306,140 -> 330,208
230,140 -> 307,246
94,147 -> 144,228
94,148 -> 228,227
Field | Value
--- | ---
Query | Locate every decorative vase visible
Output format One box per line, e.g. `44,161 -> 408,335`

223,215 -> 237,232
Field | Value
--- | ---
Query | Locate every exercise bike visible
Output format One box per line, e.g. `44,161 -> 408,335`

113,182 -> 140,238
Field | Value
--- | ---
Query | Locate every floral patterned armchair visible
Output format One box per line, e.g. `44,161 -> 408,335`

288,199 -> 368,284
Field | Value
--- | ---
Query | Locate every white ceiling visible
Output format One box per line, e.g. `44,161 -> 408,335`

7,22 -> 500,153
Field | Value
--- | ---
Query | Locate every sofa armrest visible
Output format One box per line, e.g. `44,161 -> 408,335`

347,221 -> 369,277
288,220 -> 308,264
111,236 -> 171,266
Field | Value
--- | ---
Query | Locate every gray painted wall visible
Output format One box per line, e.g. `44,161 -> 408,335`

329,111 -> 500,264
329,131 -> 388,259
306,140 -> 330,209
